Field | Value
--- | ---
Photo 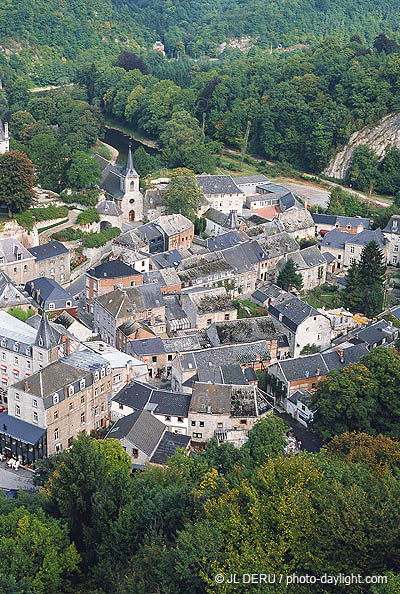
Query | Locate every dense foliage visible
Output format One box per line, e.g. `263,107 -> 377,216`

0,150 -> 36,215
276,258 -> 304,292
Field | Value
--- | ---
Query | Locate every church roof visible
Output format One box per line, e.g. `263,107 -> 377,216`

121,144 -> 138,177
35,313 -> 59,349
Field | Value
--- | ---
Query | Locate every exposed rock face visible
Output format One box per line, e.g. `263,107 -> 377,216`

323,113 -> 400,179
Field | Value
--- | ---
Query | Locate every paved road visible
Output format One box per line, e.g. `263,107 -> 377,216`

275,410 -> 323,453
39,209 -> 80,244
279,181 -> 331,208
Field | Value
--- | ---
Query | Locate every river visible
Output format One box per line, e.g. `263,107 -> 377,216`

102,127 -> 158,169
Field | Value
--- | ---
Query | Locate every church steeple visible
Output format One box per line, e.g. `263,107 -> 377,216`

35,313 -> 58,349
121,141 -> 138,177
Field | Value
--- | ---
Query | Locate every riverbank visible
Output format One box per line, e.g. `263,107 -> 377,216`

104,117 -> 157,149
97,140 -> 118,164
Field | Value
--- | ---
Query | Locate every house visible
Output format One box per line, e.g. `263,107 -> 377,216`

267,342 -> 369,400
112,228 -> 149,258
111,380 -> 191,434
177,251 -> 235,289
53,311 -> 93,342
250,284 -> 290,308
197,363 -> 258,386
333,319 -> 399,350
93,284 -> 166,345
134,222 -> 166,253
25,277 -> 76,314
273,208 -> 315,240
268,296 -> 331,357
285,390 -> 313,427
127,337 -> 168,379
205,316 -> 281,361
82,340 -> 148,392
116,319 -> 155,351
0,238 -> 36,285
28,241 -> 70,284
233,174 -> 270,195
0,411 -> 47,463
203,208 -> 243,236
219,242 -> 259,294
171,341 -> 271,392
383,215 -> 400,266
276,245 -> 327,290
253,233 -> 300,282
321,228 -> 388,269
7,349 -> 112,456
188,382 -> 272,446
0,272 -> 35,312
206,231 -> 247,252
84,259 -> 142,311
153,214 -> 194,251
197,174 -> 244,215
313,213 -> 371,237
106,409 -> 190,466
96,199 -> 123,230
164,294 -> 191,333
0,312 -> 69,404
181,286 -> 237,329
142,268 -> 182,294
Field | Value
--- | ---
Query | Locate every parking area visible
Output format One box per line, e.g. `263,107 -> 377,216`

0,461 -> 36,492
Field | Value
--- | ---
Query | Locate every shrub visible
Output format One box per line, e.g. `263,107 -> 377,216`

76,208 -> 100,225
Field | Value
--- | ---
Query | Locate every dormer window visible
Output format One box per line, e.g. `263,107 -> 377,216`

94,371 -> 99,382
13,343 -> 19,352
80,379 -> 85,390
100,368 -> 105,378
53,393 -> 59,404
68,385 -> 74,396
1,338 -> 6,347
38,337 -> 44,347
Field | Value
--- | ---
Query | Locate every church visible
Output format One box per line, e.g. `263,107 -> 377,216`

94,144 -> 144,226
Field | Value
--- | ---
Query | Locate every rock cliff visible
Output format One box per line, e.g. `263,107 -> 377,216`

323,113 -> 400,179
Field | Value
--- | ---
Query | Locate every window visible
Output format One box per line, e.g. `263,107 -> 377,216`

81,395 -> 85,405
81,412 -> 85,424
68,437 -> 73,448
66,301 -> 72,307
33,411 -> 38,423
38,352 -> 43,361
80,379 -> 85,390
350,246 -> 355,254
193,432 -> 202,439
68,385 -> 74,396
394,245 -> 399,252
14,356 -> 18,364
55,443 -> 62,454
94,387 -> 99,397
152,356 -> 157,363
15,393 -> 20,401
199,421 -> 204,427
165,415 -> 171,421
107,381 -> 111,390
26,360 -> 31,370
32,399 -> 37,408
207,319 -> 212,325
94,406 -> 99,416
100,385 -> 105,393
119,402 -> 123,410
15,405 -> 20,416
101,403 -> 105,412
177,417 -> 183,423
101,368 -> 105,378
94,371 -> 99,381
54,427 -> 59,440
69,402 -> 73,412
217,422 -> 223,428
132,448 -> 138,458
224,314 -> 230,321
191,420 -> 196,426
48,303 -> 55,310
168,354 -> 173,361
240,419 -> 247,425
53,393 -> 59,405
54,410 -> 58,420
394,256 -> 398,264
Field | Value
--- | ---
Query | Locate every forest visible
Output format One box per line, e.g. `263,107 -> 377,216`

2,416 -> 400,594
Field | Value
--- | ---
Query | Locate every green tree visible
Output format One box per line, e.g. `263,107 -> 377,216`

276,258 -> 303,292
28,133 -> 67,192
163,167 -> 203,221
343,260 -> 364,312
66,151 -> 101,190
9,110 -> 35,143
345,145 -> 380,193
241,416 -> 288,465
132,146 -> 153,176
0,150 -> 36,216
300,343 -> 319,355
358,240 -> 386,316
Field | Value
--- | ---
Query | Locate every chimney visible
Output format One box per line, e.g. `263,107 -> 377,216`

24,380 -> 29,392
65,336 -> 70,356
64,386 -> 68,398
36,289 -> 40,299
338,348 -> 344,363
316,368 -> 321,376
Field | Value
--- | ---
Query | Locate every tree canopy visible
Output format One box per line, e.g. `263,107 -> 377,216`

163,168 -> 203,221
276,258 -> 303,292
0,150 -> 36,216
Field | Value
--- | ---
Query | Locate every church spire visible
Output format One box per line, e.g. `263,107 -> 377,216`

122,140 -> 138,177
35,313 -> 58,349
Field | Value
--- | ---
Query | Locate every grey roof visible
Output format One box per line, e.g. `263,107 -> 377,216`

269,296 -> 322,332
101,171 -> 124,200
313,213 -> 371,229
256,183 -> 289,193
179,341 -> 270,371
106,409 -> 165,456
383,215 -> 400,235
164,295 -> 187,321
255,232 -> 299,259
192,291 -> 234,314
162,335 -> 201,353
204,208 -> 240,229
28,241 -> 69,262
206,317 -> 279,347
233,174 -> 269,185
177,252 -> 233,283
149,248 -> 186,270
154,214 -> 193,236
281,246 -> 326,272
0,412 -> 46,445
113,380 -> 191,417
288,389 -> 312,405
274,343 -> 368,382
391,306 -> 400,321
118,319 -> 155,337
121,144 -> 138,177
322,251 -> 336,264
96,284 -> 164,318
96,200 -> 121,216
342,319 -> 398,347
35,313 -> 60,349
0,238 -> 34,264
220,364 -> 249,385
128,337 -> 166,357
221,241 -> 264,272
197,174 -> 243,195
190,383 -> 258,417
322,228 -> 387,250
150,432 -> 190,464
25,277 -> 72,306
206,231 -> 244,251
53,310 -> 76,330
143,268 -> 181,287
63,349 -> 108,373
87,259 -> 139,280
0,272 -> 32,308
279,192 -> 296,211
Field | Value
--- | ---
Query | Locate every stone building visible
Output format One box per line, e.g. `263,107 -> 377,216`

197,174 -> 245,215
84,259 -> 142,312
181,286 -> 237,329
28,241 -> 71,285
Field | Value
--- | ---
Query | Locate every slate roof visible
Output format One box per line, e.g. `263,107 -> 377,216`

383,215 -> 400,234
106,409 -> 165,456
323,251 -> 336,264
206,316 -> 279,346
256,183 -> 289,194
96,284 -> 164,318
128,337 -> 166,357
101,171 -> 124,200
234,174 -> 269,185
221,241 -> 263,272
25,277 -> 72,305
121,144 -> 138,177
255,232 -> 299,259
269,296 -> 322,332
28,241 -> 69,262
0,238 -> 34,264
179,341 -> 270,371
288,389 -> 312,406
96,200 -> 121,216
162,335 -> 201,353
164,295 -> 187,321
204,208 -> 240,229
118,319 -> 154,338
143,268 -> 181,287
154,214 -> 193,236
391,306 -> 400,321
322,228 -> 387,250
190,383 -> 258,417
0,272 -> 32,308
150,432 -> 190,464
281,245 -> 326,272
206,231 -> 244,251
0,412 -> 46,445
177,252 -> 233,283
150,248 -> 186,270
197,174 -> 243,195
313,213 -> 371,229
87,259 -> 139,280
273,343 -> 369,382
279,192 -> 296,211
63,349 -> 109,373
342,319 -> 398,347
35,313 -> 60,349
112,380 -> 191,417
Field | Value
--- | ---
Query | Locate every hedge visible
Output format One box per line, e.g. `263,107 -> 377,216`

16,205 -> 69,229
76,208 -> 100,225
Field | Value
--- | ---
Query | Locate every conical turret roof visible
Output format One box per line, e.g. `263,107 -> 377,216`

121,142 -> 138,177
